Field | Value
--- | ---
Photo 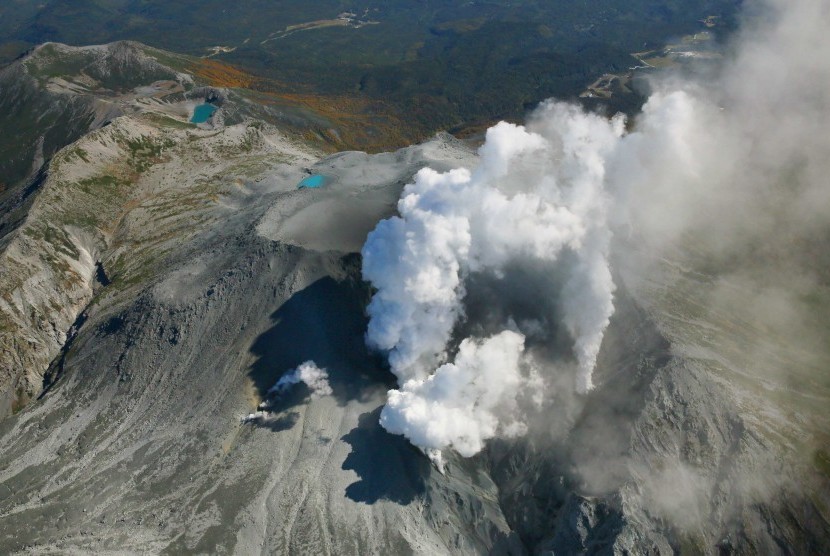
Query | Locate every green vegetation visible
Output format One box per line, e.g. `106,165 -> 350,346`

42,225 -> 79,259
71,147 -> 90,163
122,134 -> 175,172
24,43 -> 90,81
0,0 -> 739,140
76,174 -> 120,194
143,113 -> 196,130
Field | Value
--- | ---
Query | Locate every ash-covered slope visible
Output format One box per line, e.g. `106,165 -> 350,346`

483,249 -> 830,554
0,39 -> 382,418
0,103 -> 532,552
1,102 -> 826,553
0,109 -> 314,417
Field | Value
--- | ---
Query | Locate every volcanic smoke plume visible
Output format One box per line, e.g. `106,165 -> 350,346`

362,0 -> 830,464
269,360 -> 333,399
362,108 -> 623,463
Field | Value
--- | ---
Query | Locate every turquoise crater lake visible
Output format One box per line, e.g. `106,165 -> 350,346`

191,103 -> 218,123
298,175 -> 326,189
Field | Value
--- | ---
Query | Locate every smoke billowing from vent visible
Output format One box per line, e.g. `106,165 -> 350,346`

380,330 -> 528,471
363,111 -> 622,460
244,361 -> 333,423
268,360 -> 333,399
363,0 -> 830,465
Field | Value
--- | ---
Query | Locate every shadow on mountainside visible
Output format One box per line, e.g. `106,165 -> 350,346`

247,274 -> 429,505
341,407 -> 429,505
247,274 -> 395,415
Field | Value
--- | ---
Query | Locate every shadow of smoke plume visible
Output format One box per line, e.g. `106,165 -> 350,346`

252,410 -> 301,432
247,274 -> 394,424
341,408 -> 429,505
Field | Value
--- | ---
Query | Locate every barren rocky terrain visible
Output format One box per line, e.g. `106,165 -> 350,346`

0,39 -> 828,555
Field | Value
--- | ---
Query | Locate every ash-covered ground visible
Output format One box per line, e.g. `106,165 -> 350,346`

1,0 -> 830,553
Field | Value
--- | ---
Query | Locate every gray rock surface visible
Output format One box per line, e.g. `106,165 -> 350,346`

0,41 -> 828,556
0,122 -> 530,553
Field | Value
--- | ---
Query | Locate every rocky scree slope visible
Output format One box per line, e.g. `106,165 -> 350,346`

0,41 -> 192,244
0,111 -> 535,552
0,109 -> 319,417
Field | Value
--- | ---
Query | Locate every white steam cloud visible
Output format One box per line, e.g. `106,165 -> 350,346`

243,361 -> 332,423
268,360 -> 333,399
363,0 -> 830,468
380,330 -> 527,470
363,110 -> 622,461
